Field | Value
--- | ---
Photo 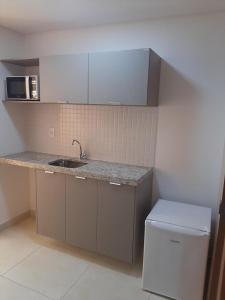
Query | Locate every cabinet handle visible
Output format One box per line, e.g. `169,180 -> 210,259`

107,101 -> 121,106
44,170 -> 54,174
109,182 -> 121,186
75,176 -> 86,180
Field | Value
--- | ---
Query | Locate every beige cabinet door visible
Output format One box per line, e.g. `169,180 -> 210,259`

36,170 -> 66,241
39,54 -> 88,103
89,49 -> 150,106
66,176 -> 98,252
97,181 -> 135,263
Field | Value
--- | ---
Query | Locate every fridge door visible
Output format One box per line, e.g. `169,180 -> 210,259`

142,221 -> 209,300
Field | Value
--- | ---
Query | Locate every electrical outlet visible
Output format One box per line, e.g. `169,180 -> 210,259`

48,127 -> 55,138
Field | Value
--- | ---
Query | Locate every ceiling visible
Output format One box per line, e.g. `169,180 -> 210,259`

0,0 -> 225,34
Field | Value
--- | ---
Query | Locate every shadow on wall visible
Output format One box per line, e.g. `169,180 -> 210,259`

2,102 -> 28,152
153,60 -> 205,206
0,62 -> 25,101
0,62 -> 27,155
0,164 -> 30,226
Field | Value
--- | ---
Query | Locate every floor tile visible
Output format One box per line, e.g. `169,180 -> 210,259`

0,276 -> 49,300
0,220 -> 40,274
1,219 -> 151,300
62,264 -> 149,300
5,247 -> 90,300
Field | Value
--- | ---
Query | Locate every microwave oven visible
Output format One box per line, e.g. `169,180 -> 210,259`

6,76 -> 39,101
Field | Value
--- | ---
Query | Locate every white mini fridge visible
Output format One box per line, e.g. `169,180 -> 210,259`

142,199 -> 211,300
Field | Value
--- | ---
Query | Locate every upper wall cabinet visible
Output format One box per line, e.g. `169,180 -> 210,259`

39,54 -> 88,103
89,49 -> 161,106
6,49 -> 161,105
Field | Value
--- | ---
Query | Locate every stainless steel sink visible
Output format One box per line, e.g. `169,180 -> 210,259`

48,159 -> 87,168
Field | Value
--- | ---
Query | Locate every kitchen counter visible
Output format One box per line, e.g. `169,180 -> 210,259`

0,151 -> 152,186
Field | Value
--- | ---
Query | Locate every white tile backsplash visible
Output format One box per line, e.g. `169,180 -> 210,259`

26,104 -> 158,167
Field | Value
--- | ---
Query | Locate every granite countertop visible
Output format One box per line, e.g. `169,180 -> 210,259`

0,151 -> 152,186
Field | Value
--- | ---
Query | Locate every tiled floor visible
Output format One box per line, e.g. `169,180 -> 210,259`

0,218 -> 165,300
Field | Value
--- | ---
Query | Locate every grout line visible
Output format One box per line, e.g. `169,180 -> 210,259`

60,264 -> 91,300
1,246 -> 41,276
87,53 -> 90,104
0,275 -> 54,300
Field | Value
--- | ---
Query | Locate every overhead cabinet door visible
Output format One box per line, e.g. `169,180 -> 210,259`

89,49 -> 150,105
40,54 -> 88,103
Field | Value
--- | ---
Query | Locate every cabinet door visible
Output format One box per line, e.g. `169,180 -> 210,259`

89,49 -> 149,105
97,181 -> 135,263
40,54 -> 88,103
66,176 -> 98,252
36,171 -> 66,241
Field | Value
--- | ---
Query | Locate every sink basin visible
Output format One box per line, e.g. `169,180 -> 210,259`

48,159 -> 87,168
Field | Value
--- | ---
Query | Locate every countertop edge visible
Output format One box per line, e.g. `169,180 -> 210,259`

0,154 -> 152,187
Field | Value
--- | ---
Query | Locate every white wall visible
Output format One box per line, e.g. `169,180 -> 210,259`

154,13 -> 225,221
0,27 -> 30,225
25,12 -> 225,222
0,63 -> 27,156
0,26 -> 25,60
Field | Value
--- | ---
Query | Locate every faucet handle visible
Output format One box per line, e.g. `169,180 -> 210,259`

72,139 -> 78,145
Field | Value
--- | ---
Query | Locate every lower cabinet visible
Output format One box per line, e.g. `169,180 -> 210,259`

66,176 -> 98,252
36,171 -> 152,263
36,170 -> 66,241
97,181 -> 135,263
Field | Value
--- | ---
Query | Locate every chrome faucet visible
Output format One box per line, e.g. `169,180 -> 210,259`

72,139 -> 87,160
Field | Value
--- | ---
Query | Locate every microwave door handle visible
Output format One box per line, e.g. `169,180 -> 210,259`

25,77 -> 30,100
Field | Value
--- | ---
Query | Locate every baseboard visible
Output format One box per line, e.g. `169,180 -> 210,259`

0,210 -> 31,232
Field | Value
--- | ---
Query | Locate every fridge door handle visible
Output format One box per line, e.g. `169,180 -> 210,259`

149,220 -> 209,237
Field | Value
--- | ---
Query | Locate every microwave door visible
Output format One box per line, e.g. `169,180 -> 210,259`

7,77 -> 27,99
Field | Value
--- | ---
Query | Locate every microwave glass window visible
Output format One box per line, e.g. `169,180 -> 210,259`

10,81 -> 25,95
7,77 -> 26,98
